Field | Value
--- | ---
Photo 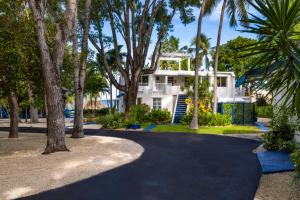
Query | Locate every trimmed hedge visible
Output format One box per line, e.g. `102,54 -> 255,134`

256,106 -> 273,118
84,108 -> 110,116
181,112 -> 232,126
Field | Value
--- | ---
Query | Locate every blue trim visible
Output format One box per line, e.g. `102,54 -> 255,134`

144,124 -> 157,132
256,122 -> 269,132
257,151 -> 295,173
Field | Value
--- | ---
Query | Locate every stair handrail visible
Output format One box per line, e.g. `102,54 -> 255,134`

172,93 -> 179,124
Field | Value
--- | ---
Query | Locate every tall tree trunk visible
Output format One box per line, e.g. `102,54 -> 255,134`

189,3 -> 206,130
213,0 -> 227,114
28,86 -> 39,123
124,83 -> 138,119
72,0 -> 91,138
29,0 -> 76,154
44,93 -> 48,117
8,91 -> 18,138
110,82 -> 113,113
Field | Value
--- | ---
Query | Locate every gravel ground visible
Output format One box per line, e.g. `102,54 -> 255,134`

0,132 -> 143,200
254,172 -> 300,200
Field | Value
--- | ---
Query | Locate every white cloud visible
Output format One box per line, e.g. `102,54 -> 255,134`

209,2 -> 223,21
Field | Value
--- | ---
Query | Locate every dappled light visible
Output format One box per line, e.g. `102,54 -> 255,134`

4,187 -> 33,200
0,132 -> 144,199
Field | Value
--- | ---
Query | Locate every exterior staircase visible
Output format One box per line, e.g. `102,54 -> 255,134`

173,94 -> 188,124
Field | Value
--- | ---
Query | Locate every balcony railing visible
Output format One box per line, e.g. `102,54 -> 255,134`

138,83 -> 182,95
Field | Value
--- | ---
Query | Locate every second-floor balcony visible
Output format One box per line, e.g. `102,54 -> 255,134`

138,83 -> 183,95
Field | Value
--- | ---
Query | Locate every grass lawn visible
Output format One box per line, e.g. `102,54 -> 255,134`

151,124 -> 262,134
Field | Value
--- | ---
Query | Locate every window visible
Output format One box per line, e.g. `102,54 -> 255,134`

168,77 -> 177,86
137,98 -> 142,105
153,98 -> 162,109
139,76 -> 148,86
217,77 -> 227,87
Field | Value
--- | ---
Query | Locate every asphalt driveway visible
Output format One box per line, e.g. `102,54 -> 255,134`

1,127 -> 261,200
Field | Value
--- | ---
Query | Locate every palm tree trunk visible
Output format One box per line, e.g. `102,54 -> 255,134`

213,0 -> 227,114
8,91 -> 18,138
189,2 -> 206,130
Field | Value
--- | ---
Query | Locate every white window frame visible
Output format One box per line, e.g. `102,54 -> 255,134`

153,98 -> 162,109
139,76 -> 149,86
217,77 -> 227,87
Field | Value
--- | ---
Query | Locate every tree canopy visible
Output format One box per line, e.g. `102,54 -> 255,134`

210,36 -> 257,79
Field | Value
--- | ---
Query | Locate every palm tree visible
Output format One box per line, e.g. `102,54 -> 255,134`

191,34 -> 211,70
190,0 -> 219,130
97,46 -> 125,113
240,0 -> 300,115
212,0 -> 251,114
161,36 -> 180,53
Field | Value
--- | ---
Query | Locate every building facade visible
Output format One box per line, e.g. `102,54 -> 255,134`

118,53 -> 251,122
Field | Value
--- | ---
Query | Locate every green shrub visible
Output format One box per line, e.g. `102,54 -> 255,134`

263,131 -> 295,152
263,107 -> 295,152
97,113 -> 127,129
129,104 -> 150,124
146,109 -> 172,124
256,106 -> 273,118
181,112 -> 232,126
291,148 -> 300,177
180,112 -> 193,125
84,108 -> 110,117
199,113 -> 232,126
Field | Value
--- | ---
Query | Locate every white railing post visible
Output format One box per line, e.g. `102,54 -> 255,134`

172,94 -> 179,123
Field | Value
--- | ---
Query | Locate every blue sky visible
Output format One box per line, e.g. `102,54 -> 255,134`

96,2 -> 258,63
165,2 -> 257,49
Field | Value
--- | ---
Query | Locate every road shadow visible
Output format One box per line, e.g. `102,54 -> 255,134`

0,127 -> 262,200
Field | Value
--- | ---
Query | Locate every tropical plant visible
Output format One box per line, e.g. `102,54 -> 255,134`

97,113 -> 127,129
212,0 -> 252,114
190,0 -> 219,130
161,36 -> 180,53
191,34 -> 211,70
291,147 -> 300,177
181,112 -> 231,126
146,109 -> 172,125
263,106 -> 295,152
129,104 -> 150,124
240,0 -> 300,115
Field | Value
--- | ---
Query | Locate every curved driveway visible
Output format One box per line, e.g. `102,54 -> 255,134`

10,128 -> 261,200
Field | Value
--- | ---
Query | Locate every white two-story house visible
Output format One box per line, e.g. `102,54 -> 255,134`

118,53 -> 251,123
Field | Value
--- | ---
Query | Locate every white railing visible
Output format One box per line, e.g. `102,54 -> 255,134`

153,83 -> 172,95
138,83 -> 183,95
234,87 -> 247,97
172,94 -> 179,123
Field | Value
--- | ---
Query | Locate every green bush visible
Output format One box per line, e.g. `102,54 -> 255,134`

263,131 -> 295,152
291,148 -> 300,177
180,112 -> 193,125
256,106 -> 273,118
84,108 -> 110,117
199,113 -> 232,126
146,109 -> 172,124
181,112 -> 232,126
97,113 -> 127,129
129,104 -> 150,124
263,107 -> 295,152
